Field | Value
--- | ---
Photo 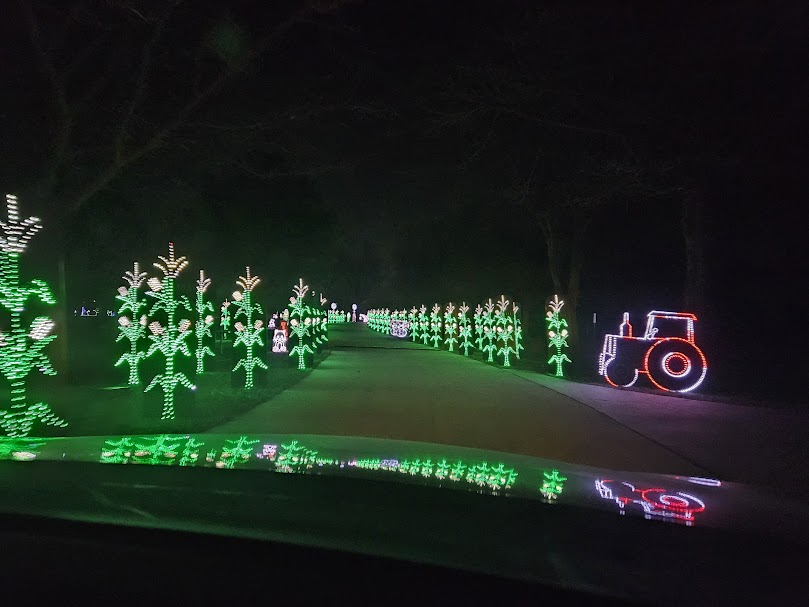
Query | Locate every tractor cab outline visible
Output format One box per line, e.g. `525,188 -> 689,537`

597,310 -> 707,393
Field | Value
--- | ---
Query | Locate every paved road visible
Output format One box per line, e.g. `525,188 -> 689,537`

211,325 -> 710,477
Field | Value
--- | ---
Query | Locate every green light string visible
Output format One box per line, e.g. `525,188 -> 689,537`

0,194 -> 67,437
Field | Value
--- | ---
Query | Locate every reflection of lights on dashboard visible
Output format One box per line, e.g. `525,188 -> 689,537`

686,476 -> 722,487
595,479 -> 706,526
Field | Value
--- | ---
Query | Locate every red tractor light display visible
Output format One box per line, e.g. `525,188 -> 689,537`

597,310 -> 707,393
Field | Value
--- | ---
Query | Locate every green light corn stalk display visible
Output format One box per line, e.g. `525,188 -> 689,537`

316,294 -> 329,346
144,243 -> 195,420
494,295 -> 510,329
194,270 -> 215,375
443,302 -> 458,351
220,299 -> 232,337
418,305 -> 429,345
114,262 -> 148,385
497,325 -> 516,368
546,294 -> 571,377
495,296 -> 516,367
473,304 -> 484,349
513,303 -> 524,359
481,298 -> 497,362
408,307 -> 419,342
540,469 -> 567,500
429,304 -> 442,348
458,303 -> 473,356
288,278 -> 314,370
0,194 -> 67,437
232,267 -> 267,389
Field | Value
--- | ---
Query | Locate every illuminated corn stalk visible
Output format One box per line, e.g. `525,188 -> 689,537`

115,262 -> 148,385
318,293 -> 329,345
496,324 -> 516,368
418,305 -> 429,345
458,303 -> 473,356
473,304 -> 484,349
546,294 -> 571,377
144,243 -> 195,420
429,304 -> 442,348
232,267 -> 267,389
288,278 -> 314,370
443,302 -> 457,351
0,194 -> 67,437
408,307 -> 419,342
513,303 -> 525,359
193,270 -> 215,375
220,299 -> 232,336
482,299 -> 496,362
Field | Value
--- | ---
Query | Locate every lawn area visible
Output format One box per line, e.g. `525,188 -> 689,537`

3,351 -> 330,437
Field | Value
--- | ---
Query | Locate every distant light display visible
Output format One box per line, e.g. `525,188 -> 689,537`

232,267 -> 267,389
115,262 -> 148,385
0,194 -> 67,437
597,310 -> 707,393
546,294 -> 571,377
272,329 -> 288,353
143,243 -> 195,420
220,299 -> 232,337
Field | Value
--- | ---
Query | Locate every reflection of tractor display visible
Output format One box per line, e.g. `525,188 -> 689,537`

595,479 -> 706,526
598,310 -> 707,393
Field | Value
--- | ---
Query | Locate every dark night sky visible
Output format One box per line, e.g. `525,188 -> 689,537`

1,1 -> 806,401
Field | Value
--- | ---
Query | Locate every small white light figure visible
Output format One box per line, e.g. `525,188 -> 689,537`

269,314 -> 277,330
272,329 -> 288,353
352,303 -> 357,322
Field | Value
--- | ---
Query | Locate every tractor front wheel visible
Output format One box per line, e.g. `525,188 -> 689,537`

644,338 -> 707,393
603,360 -> 638,388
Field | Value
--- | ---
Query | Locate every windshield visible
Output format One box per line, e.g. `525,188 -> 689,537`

1,0 -> 806,556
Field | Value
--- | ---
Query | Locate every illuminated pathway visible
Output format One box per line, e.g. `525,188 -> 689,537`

210,324 -> 709,477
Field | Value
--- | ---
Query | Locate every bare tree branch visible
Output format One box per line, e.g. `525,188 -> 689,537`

114,19 -> 166,163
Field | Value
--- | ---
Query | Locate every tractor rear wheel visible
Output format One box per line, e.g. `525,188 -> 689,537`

645,338 -> 707,393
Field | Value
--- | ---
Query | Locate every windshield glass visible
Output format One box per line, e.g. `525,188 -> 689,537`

1,0 -> 806,542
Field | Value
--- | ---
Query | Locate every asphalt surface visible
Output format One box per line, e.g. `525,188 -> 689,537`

211,324 -> 711,477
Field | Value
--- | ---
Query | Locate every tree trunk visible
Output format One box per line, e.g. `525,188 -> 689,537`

540,213 -> 589,375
